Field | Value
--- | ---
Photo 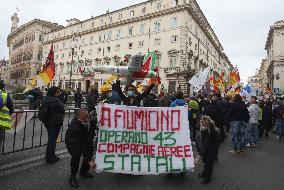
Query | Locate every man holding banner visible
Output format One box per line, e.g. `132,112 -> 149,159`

95,104 -> 195,175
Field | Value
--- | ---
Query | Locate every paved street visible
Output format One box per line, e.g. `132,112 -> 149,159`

0,132 -> 284,190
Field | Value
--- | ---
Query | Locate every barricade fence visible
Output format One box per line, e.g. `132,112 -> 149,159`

1,108 -> 79,155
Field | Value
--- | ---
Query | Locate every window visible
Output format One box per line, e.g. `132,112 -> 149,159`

109,16 -> 112,23
97,48 -> 102,54
129,42 -> 133,49
62,42 -> 65,48
142,7 -> 146,14
171,17 -> 177,28
61,54 -> 64,58
91,22 -> 94,28
99,35 -> 102,42
117,29 -> 122,39
172,0 -> 178,7
139,40 -> 144,48
89,36 -> 93,44
156,55 -> 161,67
171,35 -> 178,43
107,31 -> 112,40
118,13 -> 123,20
39,35 -> 43,42
130,11 -> 134,18
155,38 -> 161,46
189,37 -> 192,45
88,49 -> 92,55
154,21 -> 161,32
140,24 -> 145,34
156,2 -> 161,10
100,18 -> 103,26
129,27 -> 133,37
107,46 -> 111,52
115,44 -> 120,51
170,56 -> 177,68
195,44 -> 197,51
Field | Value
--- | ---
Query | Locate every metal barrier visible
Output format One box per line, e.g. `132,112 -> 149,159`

1,108 -> 78,155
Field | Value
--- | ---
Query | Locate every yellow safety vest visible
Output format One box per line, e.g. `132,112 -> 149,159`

0,92 -> 12,130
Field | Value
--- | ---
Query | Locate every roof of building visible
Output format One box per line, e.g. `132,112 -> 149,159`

265,20 -> 284,50
7,19 -> 64,43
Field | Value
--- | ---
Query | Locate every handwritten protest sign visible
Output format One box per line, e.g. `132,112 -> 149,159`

95,104 -> 194,175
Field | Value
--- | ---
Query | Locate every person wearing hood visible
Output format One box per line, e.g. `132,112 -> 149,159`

187,97 -> 199,144
170,91 -> 186,107
44,86 -> 65,164
115,78 -> 156,107
245,97 -> 260,147
98,85 -> 112,104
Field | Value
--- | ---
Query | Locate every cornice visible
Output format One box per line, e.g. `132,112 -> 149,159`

43,4 -> 226,59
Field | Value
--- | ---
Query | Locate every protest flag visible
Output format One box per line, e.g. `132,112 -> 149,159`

24,45 -> 55,92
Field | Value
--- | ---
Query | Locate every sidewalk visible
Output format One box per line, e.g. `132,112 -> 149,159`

0,134 -> 284,190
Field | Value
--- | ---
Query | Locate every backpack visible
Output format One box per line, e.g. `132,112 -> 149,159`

38,99 -> 49,123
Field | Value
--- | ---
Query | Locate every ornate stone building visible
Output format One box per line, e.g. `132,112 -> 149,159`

266,20 -> 284,95
43,0 -> 232,93
7,13 -> 63,87
248,69 -> 261,89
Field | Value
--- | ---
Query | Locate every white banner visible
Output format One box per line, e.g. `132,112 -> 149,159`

189,67 -> 210,93
95,104 -> 194,175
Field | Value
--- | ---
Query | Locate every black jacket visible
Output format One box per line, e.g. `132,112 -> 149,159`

143,93 -> 158,107
74,92 -> 83,103
115,80 -> 154,107
263,103 -> 273,125
227,101 -> 250,123
46,97 -> 65,128
65,118 -> 92,161
200,129 -> 220,162
204,100 -> 222,126
86,91 -> 99,112
273,105 -> 284,120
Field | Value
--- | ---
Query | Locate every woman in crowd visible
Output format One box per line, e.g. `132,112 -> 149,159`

196,115 -> 220,185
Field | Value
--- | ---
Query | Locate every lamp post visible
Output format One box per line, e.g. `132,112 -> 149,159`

69,48 -> 74,89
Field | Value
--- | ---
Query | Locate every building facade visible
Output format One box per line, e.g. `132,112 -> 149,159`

42,0 -> 232,93
7,13 -> 63,87
248,69 -> 261,89
266,20 -> 284,95
0,61 -> 10,85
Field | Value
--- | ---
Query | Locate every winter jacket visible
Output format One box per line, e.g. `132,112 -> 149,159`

74,91 -> 83,103
263,103 -> 273,125
204,100 -> 223,126
227,101 -> 250,123
143,93 -> 158,107
273,105 -> 284,120
170,99 -> 186,107
65,118 -> 92,161
45,97 -> 65,128
157,96 -> 170,107
115,80 -> 154,107
86,91 -> 99,112
248,104 -> 260,124
200,128 -> 220,162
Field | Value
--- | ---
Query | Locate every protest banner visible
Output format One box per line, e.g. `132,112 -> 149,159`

95,104 -> 194,175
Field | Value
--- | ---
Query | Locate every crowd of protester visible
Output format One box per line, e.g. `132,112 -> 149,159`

20,79 -> 284,187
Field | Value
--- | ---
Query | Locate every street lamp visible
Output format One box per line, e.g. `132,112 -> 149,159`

69,48 -> 75,89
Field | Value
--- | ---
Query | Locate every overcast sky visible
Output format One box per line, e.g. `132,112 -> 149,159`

0,0 -> 283,83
